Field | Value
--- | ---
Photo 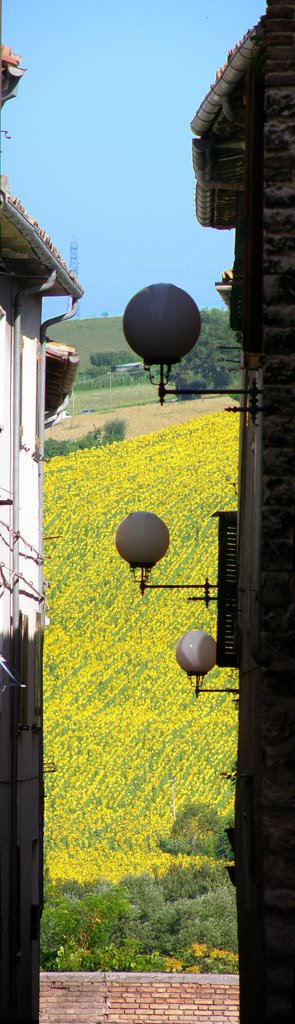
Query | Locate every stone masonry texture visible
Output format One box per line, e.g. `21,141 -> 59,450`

262,1 -> 295,1020
39,972 -> 239,1024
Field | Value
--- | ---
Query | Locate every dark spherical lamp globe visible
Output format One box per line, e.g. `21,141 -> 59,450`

123,283 -> 201,366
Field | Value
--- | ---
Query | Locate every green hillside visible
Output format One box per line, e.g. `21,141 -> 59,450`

43,411 -> 239,885
46,308 -> 238,380
47,316 -> 129,372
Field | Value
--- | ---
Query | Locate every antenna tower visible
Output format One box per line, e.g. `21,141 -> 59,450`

69,236 -> 80,317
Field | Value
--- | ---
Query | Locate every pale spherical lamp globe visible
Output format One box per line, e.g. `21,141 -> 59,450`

176,629 -> 216,676
115,511 -> 170,569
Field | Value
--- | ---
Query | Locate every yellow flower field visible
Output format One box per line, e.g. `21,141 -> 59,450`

43,411 -> 239,883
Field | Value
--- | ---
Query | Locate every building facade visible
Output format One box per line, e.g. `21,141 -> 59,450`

191,4 -> 295,1022
0,178 -> 83,1021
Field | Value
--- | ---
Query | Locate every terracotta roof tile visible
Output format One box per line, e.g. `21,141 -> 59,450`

8,194 -> 81,288
191,20 -> 265,136
213,28 -> 256,86
1,45 -> 24,70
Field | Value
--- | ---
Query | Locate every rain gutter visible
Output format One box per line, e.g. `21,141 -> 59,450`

2,194 -> 83,299
38,298 -> 79,619
35,297 -> 79,928
190,23 -> 261,136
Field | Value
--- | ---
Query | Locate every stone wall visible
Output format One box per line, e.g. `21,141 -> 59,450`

40,972 -> 239,1024
236,3 -> 295,1023
261,1 -> 295,1021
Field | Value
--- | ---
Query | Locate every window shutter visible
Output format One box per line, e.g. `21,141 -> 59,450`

230,192 -> 245,332
216,512 -> 238,667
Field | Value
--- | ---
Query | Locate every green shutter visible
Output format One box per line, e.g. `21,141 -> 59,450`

230,193 -> 245,332
216,512 -> 238,667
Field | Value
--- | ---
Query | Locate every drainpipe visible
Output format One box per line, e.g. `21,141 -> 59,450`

10,270 -> 56,1013
12,271 -> 58,650
38,296 -> 79,615
35,296 -> 78,931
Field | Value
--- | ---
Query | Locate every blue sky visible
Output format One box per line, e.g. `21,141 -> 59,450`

3,1 -> 265,320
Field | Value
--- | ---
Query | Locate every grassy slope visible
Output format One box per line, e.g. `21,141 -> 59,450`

72,381 -> 156,414
43,411 -> 239,884
46,308 -> 232,376
47,316 -> 129,372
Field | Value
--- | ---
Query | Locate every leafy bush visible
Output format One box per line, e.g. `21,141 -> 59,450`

176,886 -> 238,952
40,866 -> 237,972
103,419 -> 127,444
158,859 -> 226,901
121,873 -> 236,958
41,883 -> 130,970
44,420 -> 126,459
44,429 -> 102,460
178,943 -> 238,974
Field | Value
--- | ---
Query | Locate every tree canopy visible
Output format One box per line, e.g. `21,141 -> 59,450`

170,308 -> 241,397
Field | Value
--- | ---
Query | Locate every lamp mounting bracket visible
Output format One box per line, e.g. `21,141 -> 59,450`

131,569 -> 217,606
188,673 -> 239,699
146,365 -> 262,423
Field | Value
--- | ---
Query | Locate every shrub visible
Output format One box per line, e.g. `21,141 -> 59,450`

44,431 -> 102,460
177,886 -> 238,952
40,867 -> 237,972
40,884 -> 130,970
103,419 -> 126,444
44,420 -> 126,459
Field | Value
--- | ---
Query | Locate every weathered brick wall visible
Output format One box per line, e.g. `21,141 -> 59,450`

40,972 -> 239,1024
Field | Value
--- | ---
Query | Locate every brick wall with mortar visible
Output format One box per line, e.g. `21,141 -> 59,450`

40,972 -> 239,1024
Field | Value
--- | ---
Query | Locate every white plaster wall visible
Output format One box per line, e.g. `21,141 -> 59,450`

0,306 -> 13,645
0,289 -> 43,645
19,332 -> 40,626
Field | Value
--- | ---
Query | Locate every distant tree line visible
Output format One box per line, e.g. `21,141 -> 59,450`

76,308 -> 240,395
169,308 -> 241,398
89,350 -> 139,370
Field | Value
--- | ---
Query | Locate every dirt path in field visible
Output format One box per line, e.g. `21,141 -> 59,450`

47,396 -> 229,442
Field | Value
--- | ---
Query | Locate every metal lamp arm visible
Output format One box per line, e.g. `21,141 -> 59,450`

138,573 -> 217,606
155,376 -> 261,422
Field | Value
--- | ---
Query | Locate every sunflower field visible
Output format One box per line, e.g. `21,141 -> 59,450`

43,410 -> 239,885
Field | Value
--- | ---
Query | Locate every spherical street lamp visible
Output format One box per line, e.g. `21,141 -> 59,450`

115,511 -> 170,571
123,283 -> 201,366
176,629 -> 216,696
115,517 -> 238,694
